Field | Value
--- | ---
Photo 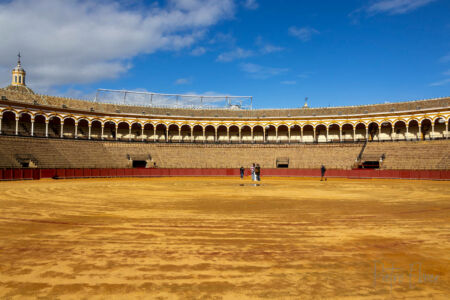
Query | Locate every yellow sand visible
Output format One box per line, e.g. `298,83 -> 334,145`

0,177 -> 449,299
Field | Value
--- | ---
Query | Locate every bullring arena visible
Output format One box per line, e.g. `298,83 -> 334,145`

0,59 -> 449,299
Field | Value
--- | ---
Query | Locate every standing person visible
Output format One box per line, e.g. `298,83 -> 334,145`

255,164 -> 261,181
240,166 -> 245,179
251,163 -> 255,181
321,164 -> 327,181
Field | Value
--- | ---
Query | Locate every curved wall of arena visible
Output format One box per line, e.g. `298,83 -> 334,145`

1,89 -> 449,143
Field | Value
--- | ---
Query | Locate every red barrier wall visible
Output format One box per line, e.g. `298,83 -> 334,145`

1,168 -> 449,181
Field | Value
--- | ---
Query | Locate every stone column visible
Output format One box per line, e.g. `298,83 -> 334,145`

153,127 -> 157,142
263,127 -> 266,143
129,126 -> 132,141
45,121 -> 49,137
326,127 -> 329,142
15,117 -> 19,135
74,124 -> 78,139
102,124 -> 105,140
203,127 -> 206,143
418,125 -> 422,141
391,126 -> 394,141
178,128 -> 181,142
339,127 -> 342,142
0,117 -> 2,134
431,123 -> 435,140
88,124 -> 92,140
239,127 -> 242,143
251,127 -> 254,143
60,122 -> 64,138
353,127 -> 356,142
366,127 -> 369,141
275,127 -> 278,143
446,121 -> 449,139
313,127 -> 316,142
227,127 -> 230,143
31,119 -> 34,136
165,127 -> 168,142
405,125 -> 409,141
300,126 -> 303,143
214,128 -> 217,143
288,127 -> 291,143
190,127 -> 194,143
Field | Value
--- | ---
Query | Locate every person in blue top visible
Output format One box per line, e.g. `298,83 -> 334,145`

321,165 -> 327,181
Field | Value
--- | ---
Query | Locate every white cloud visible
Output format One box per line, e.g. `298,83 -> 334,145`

217,47 -> 254,62
175,77 -> 192,85
429,78 -> 450,87
255,36 -> 284,54
190,47 -> 207,56
0,0 -> 235,90
443,69 -> 450,76
242,0 -> 259,10
366,0 -> 436,15
281,80 -> 296,85
440,53 -> 450,63
288,26 -> 320,42
240,63 -> 288,79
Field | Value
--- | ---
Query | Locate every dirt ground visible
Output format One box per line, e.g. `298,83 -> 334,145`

0,177 -> 449,299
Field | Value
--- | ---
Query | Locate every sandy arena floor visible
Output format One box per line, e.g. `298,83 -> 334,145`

0,177 -> 449,299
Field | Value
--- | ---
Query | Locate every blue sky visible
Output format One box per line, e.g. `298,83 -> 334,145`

0,0 -> 449,108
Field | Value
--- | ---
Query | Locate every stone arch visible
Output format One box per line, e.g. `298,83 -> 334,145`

192,124 -> 203,142
341,123 -> 354,141
155,124 -> 167,142
205,125 -> 215,143
420,118 -> 432,140
253,125 -> 264,143
217,125 -> 228,143
34,115 -> 47,137
130,123 -> 142,141
63,117 -> 76,138
290,125 -> 301,143
328,124 -> 340,142
104,120 -> 116,140
117,122 -> 130,140
379,121 -> 393,141
91,120 -> 102,140
168,124 -> 179,142
407,119 -> 419,140
315,124 -> 327,143
180,124 -> 191,142
393,120 -> 407,141
355,123 -> 366,141
229,125 -> 239,143
277,125 -> 289,143
302,124 -> 314,143
368,122 -> 379,141
241,125 -> 252,143
48,115 -> 62,138
1,110 -> 16,135
77,119 -> 89,139
433,117 -> 446,139
265,125 -> 276,143
18,112 -> 32,136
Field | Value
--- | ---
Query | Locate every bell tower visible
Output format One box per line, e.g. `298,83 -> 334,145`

11,52 -> 26,86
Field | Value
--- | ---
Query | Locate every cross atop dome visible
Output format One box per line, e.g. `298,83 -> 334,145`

11,52 -> 26,87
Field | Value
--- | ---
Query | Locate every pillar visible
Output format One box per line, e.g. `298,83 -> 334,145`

288,127 -> 291,143
31,119 -> 34,136
339,127 -> 342,142
326,127 -> 329,142
418,125 -> 422,141
102,124 -> 105,140
239,127 -> 242,143
251,127 -> 254,143
227,127 -> 230,143
365,127 -> 369,141
88,124 -> 92,140
191,127 -> 194,142
214,128 -> 217,142
405,125 -> 409,141
45,121 -> 49,137
300,126 -> 303,143
153,127 -> 157,142
15,117 -> 19,135
75,124 -> 78,139
313,127 -> 316,142
165,127 -> 168,142
431,123 -> 435,140
275,127 -> 278,143
353,127 -> 356,142
0,117 -> 2,134
203,127 -> 206,143
129,126 -> 132,141
391,126 -> 394,141
178,128 -> 181,142
263,127 -> 266,143
446,121 -> 449,139
60,122 -> 64,138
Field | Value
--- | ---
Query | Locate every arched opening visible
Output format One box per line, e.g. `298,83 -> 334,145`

241,126 -> 251,143
355,123 -> 366,141
407,120 -> 419,140
217,125 -> 228,143
433,118 -> 446,139
104,121 -> 116,140
180,124 -> 191,142
143,123 -> 154,141
266,125 -> 276,143
205,125 -> 215,143
315,124 -> 327,143
302,125 -> 314,143
155,124 -> 166,142
48,116 -> 61,138
63,118 -> 76,138
420,119 -> 432,140
77,119 -> 89,139
131,123 -> 142,141
368,122 -> 379,141
328,124 -> 340,142
341,124 -> 354,142
379,122 -> 392,141
277,125 -> 289,143
290,125 -> 301,143
193,125 -> 203,142
393,121 -> 407,141
253,125 -> 264,143
91,120 -> 102,140
117,122 -> 130,140
1,111 -> 16,135
168,124 -> 179,142
18,113 -> 32,136
33,115 -> 46,137
229,125 -> 239,143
